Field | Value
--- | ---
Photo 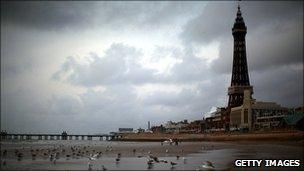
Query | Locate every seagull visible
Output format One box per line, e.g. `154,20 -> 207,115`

147,159 -> 154,165
66,154 -> 71,160
85,153 -> 98,161
49,153 -> 57,164
182,157 -> 187,164
31,153 -> 37,160
101,165 -> 107,171
17,152 -> 23,161
146,156 -> 154,168
88,162 -> 93,171
170,161 -> 178,168
159,159 -> 168,163
201,161 -> 215,169
151,156 -> 159,163
163,139 -> 173,144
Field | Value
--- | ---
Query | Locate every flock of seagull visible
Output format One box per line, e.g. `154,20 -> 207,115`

1,141 -> 216,171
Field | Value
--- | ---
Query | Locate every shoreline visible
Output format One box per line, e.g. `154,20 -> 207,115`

119,130 -> 304,142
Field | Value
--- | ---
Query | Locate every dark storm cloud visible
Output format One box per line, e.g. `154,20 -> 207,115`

181,1 -> 302,45
1,1 -> 204,31
181,1 -> 303,73
251,66 -> 303,107
1,1 -> 98,30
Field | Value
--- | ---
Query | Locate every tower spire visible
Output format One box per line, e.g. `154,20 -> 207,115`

237,4 -> 241,16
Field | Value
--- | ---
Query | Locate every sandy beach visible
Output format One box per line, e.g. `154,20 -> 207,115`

1,138 -> 303,170
119,130 -> 304,142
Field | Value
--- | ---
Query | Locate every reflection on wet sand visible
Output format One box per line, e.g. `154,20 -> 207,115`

0,140 -> 303,170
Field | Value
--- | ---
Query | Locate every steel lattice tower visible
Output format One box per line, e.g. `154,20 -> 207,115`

228,5 -> 253,108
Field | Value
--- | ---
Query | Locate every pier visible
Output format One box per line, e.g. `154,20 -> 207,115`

0,131 -> 122,141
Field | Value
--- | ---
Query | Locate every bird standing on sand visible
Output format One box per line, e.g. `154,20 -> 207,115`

2,160 -> 7,166
2,150 -> 7,158
86,153 -> 98,161
17,152 -> 23,161
31,153 -> 37,160
115,152 -> 121,163
182,157 -> 187,164
101,165 -> 107,171
201,161 -> 215,169
146,156 -> 154,170
88,162 -> 93,171
170,161 -> 177,168
159,159 -> 168,163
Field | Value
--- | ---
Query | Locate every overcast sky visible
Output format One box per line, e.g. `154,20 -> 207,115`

1,1 -> 303,134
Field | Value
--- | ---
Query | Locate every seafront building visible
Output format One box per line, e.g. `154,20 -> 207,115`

163,120 -> 189,133
229,90 -> 290,131
205,107 -> 226,132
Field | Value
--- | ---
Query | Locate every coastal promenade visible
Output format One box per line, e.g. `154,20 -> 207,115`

119,130 -> 304,142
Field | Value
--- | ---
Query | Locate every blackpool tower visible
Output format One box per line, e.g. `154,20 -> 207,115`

228,5 -> 253,108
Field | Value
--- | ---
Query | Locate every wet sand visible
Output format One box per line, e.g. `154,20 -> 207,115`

120,131 -> 304,142
1,140 -> 303,170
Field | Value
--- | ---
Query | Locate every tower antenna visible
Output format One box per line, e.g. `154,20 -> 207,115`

237,0 -> 241,9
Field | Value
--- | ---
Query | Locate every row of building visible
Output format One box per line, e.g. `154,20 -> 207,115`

151,102 -> 304,134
